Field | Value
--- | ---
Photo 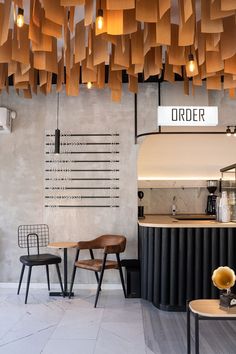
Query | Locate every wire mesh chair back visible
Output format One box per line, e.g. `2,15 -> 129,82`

18,224 -> 50,255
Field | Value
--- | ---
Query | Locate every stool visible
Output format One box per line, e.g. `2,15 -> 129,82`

187,299 -> 236,354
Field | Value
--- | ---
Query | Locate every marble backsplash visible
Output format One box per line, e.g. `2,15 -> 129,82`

138,188 -> 210,215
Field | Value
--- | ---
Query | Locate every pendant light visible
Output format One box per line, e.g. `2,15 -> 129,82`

16,8 -> 24,28
55,93 -> 60,154
96,0 -> 104,31
187,53 -> 195,73
186,47 -> 196,76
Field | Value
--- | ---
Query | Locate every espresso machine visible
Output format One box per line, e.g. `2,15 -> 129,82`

206,180 -> 218,215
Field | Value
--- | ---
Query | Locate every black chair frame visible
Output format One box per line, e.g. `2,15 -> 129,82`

17,224 -> 64,304
69,248 -> 127,308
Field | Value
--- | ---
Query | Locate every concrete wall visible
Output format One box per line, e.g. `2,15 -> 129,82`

1,81 -> 236,284
0,86 -> 138,284
138,187 -> 209,215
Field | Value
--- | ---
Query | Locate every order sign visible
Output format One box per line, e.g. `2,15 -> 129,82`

157,106 -> 218,126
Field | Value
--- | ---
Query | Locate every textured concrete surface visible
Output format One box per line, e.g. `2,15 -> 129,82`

139,187 -> 209,215
1,82 -> 235,283
0,85 -> 138,283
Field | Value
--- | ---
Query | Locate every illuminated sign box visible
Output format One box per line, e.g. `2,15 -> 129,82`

157,106 -> 218,126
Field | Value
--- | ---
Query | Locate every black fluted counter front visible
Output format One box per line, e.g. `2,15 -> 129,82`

138,215 -> 236,311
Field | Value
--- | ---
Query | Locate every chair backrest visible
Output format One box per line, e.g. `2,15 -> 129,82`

90,235 -> 126,253
18,224 -> 49,255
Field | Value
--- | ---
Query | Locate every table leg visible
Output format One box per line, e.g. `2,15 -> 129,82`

50,248 -> 74,297
187,302 -> 191,354
64,248 -> 67,293
195,314 -> 199,354
63,248 -> 74,297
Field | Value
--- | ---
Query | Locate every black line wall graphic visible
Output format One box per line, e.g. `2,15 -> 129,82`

44,132 -> 120,208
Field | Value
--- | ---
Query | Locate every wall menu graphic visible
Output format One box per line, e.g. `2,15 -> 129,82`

44,132 -> 120,208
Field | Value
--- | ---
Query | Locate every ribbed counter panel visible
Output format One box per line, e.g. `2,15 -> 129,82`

138,226 -> 236,311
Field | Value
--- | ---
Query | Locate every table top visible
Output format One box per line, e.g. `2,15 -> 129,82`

138,215 -> 236,228
48,242 -> 78,249
189,299 -> 236,317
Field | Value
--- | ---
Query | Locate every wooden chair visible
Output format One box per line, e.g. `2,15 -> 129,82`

17,224 -> 64,304
69,234 -> 127,307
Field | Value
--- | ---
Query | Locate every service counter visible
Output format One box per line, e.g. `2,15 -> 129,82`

138,215 -> 236,311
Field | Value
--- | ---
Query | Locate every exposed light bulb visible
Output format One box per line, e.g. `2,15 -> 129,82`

96,8 -> 104,30
87,81 -> 92,89
188,60 -> 195,73
187,53 -> 195,73
226,126 -> 231,137
97,16 -> 104,30
16,8 -> 24,28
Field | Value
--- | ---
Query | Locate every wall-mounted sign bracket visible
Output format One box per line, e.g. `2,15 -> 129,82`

135,81 -> 227,140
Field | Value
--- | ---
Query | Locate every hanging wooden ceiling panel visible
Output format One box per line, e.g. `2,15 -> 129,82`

1,0 -> 236,100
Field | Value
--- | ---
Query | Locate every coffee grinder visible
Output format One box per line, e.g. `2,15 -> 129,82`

138,190 -> 145,219
206,180 -> 218,215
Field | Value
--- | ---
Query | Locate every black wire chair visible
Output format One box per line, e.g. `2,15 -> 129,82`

17,224 -> 64,304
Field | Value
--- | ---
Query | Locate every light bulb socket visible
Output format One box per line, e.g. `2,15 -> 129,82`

188,53 -> 194,61
97,8 -> 103,17
226,126 -> 231,136
18,8 -> 24,16
55,128 -> 60,154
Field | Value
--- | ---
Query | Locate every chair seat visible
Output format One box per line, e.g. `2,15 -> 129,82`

75,258 -> 118,272
20,253 -> 61,266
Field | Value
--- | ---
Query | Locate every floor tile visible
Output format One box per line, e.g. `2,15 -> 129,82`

41,339 -> 96,354
94,327 -> 146,354
1,287 -> 236,354
145,346 -> 157,354
51,308 -> 103,340
0,327 -> 54,354
100,321 -> 145,344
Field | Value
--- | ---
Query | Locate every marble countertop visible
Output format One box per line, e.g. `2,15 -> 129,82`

138,214 -> 236,228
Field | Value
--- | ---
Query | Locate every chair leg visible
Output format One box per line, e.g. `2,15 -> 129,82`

55,264 -> 64,296
25,266 -> 32,304
69,249 -> 80,299
94,254 -> 107,308
89,249 -> 100,288
94,271 -> 99,284
46,265 -> 50,291
68,266 -> 77,299
17,264 -> 25,295
94,271 -> 101,292
116,253 -> 127,298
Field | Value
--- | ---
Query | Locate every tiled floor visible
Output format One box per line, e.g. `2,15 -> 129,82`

1,288 -> 236,354
0,288 -> 149,354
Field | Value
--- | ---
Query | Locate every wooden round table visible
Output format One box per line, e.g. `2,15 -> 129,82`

48,242 -> 78,296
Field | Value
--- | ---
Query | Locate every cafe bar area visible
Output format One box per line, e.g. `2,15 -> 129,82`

2,1 -> 236,354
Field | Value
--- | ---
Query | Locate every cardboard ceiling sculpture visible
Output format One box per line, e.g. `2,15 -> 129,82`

1,0 -> 236,101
